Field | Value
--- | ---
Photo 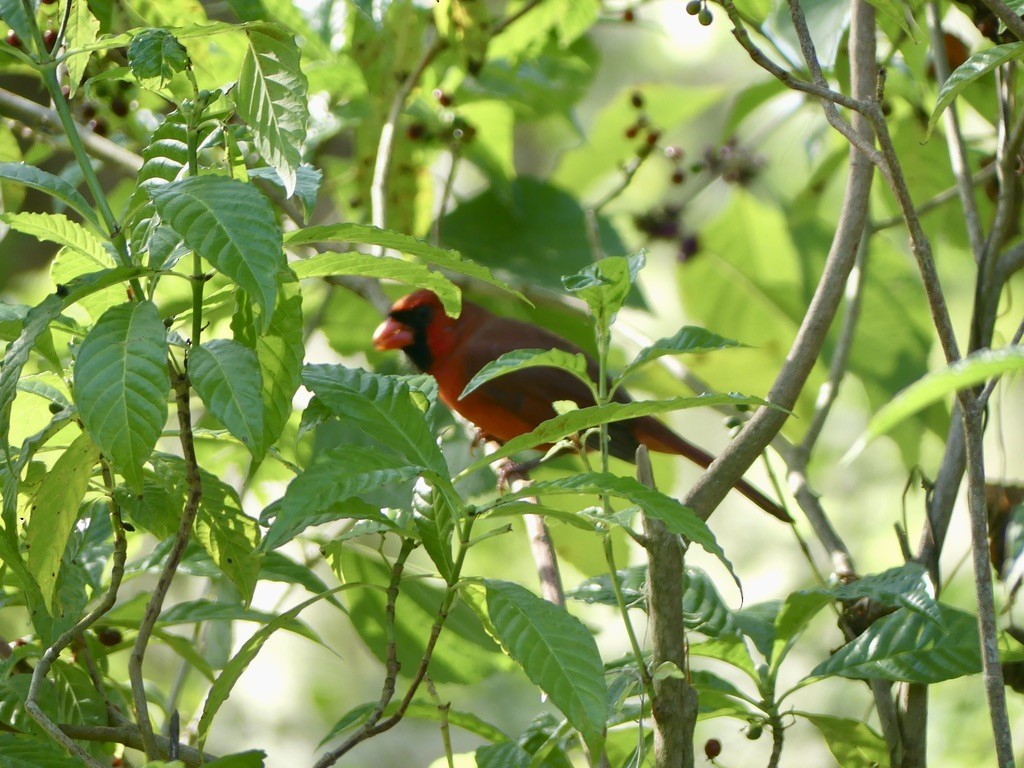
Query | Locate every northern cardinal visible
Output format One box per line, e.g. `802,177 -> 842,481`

373,289 -> 790,522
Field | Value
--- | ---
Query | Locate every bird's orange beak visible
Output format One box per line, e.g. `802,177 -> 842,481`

372,317 -> 415,351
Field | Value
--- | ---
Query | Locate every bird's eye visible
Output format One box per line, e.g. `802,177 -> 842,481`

413,305 -> 431,322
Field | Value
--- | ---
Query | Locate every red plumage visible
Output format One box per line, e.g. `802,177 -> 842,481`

373,289 -> 789,522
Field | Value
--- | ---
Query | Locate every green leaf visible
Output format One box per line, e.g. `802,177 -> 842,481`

460,348 -> 592,400
64,0 -> 101,97
241,273 -> 303,452
264,445 -> 421,551
26,433 -> 100,612
798,713 -> 888,768
135,110 -> 190,191
128,28 -> 190,86
284,223 -> 524,301
492,473 -> 735,581
476,741 -> 532,768
195,586 -> 350,750
235,23 -> 309,197
928,44 -> 1024,136
617,326 -> 746,384
438,178 -> 624,297
681,567 -> 741,638
291,251 -> 461,316
73,300 -> 170,489
0,268 -> 143,457
771,590 -> 833,671
0,732 -> 91,768
689,635 -> 759,680
566,566 -> 646,609
1,211 -> 109,263
195,471 -> 262,603
460,392 -> 769,474
0,163 -> 99,227
150,176 -> 283,329
830,563 -> 939,624
412,477 -> 456,582
851,347 -> 1024,458
810,605 -> 980,683
464,579 -> 607,755
562,253 -> 644,326
248,164 -> 321,221
190,340 -> 264,456
155,599 -> 318,640
302,364 -> 448,475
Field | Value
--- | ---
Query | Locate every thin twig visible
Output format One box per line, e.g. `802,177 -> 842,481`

128,370 -> 203,759
722,0 -> 885,170
870,162 -> 997,231
370,35 -> 445,238
24,466 -> 128,768
960,399 -> 1016,767
926,2 -> 985,261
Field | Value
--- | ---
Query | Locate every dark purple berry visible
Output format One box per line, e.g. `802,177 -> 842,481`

42,29 -> 57,52
110,94 -> 129,117
96,627 -> 122,646
630,91 -> 644,109
5,30 -> 21,49
704,738 -> 722,759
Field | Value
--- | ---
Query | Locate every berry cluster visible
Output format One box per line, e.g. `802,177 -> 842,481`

686,0 -> 714,26
404,88 -> 476,146
703,137 -> 764,186
623,90 -> 661,152
633,205 -> 700,262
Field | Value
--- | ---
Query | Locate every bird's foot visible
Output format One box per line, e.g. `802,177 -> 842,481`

497,457 -> 544,491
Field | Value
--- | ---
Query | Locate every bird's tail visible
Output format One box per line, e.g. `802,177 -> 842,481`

635,416 -> 792,523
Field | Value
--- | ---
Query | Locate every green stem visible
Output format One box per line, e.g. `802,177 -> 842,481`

604,535 -> 655,702
184,95 -> 203,347
24,1 -> 143,298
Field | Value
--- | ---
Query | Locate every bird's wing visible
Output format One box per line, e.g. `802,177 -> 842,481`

442,315 -> 602,445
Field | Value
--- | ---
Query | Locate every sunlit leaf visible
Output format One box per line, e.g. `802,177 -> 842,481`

460,348 -> 592,399
235,23 -> 308,197
464,579 -> 607,755
72,301 -> 169,489
151,176 -> 283,329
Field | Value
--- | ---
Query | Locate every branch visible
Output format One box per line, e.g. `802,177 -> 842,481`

722,0 -> 885,169
0,88 -> 142,174
58,723 -> 218,767
128,370 -> 203,759
976,0 -> 1024,41
684,0 -> 877,522
313,540 -> 416,766
960,399 -> 1016,766
638,447 -> 697,768
24,468 -> 128,768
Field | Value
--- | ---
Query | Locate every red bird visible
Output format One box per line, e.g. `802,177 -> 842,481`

373,289 -> 789,522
